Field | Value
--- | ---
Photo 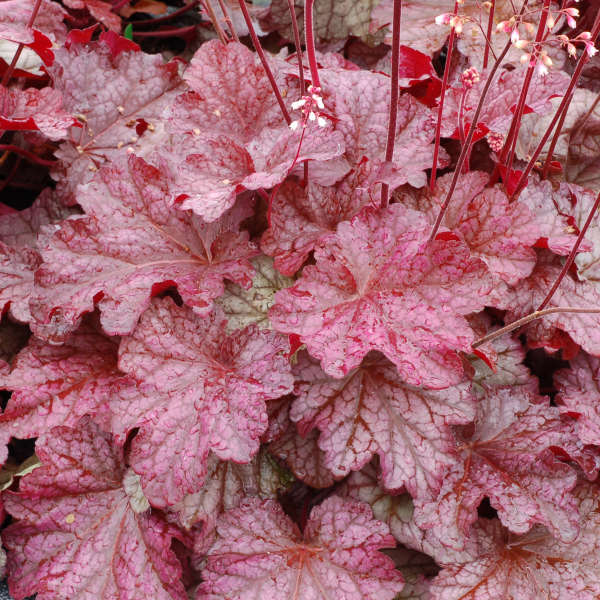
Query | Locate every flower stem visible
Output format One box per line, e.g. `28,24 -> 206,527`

217,0 -> 240,43
536,190 -> 600,312
483,0 -> 496,69
203,0 -> 230,42
287,0 -> 308,182
511,19 -> 600,198
427,9 -> 524,242
499,0 -> 550,176
304,0 -> 320,89
541,15 -> 600,178
288,0 -> 305,95
430,1 -> 458,193
380,0 -> 402,209
472,306 -> 600,348
238,0 -> 291,125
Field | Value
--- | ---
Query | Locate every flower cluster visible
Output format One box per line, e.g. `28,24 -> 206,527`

289,84 -> 328,130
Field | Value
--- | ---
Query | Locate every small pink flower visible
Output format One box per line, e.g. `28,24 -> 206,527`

461,67 -> 480,90
435,13 -> 452,25
487,131 -> 504,153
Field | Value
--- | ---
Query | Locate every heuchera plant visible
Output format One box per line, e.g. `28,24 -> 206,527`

0,0 -> 600,598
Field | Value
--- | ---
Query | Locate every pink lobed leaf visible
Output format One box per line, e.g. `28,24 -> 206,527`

555,352 -> 600,447
339,462 -> 476,567
163,123 -> 345,222
267,394 -> 338,489
259,0 -> 380,46
0,318 -> 120,445
63,0 -> 121,31
171,40 -> 288,142
164,40 -> 345,221
0,86 -> 75,140
322,67 -> 441,188
291,351 -> 476,498
196,496 -> 404,599
31,154 -> 258,341
0,189 -> 75,325
417,387 -> 580,550
441,66 -> 569,144
429,481 -> 600,600
261,161 -> 380,276
554,183 -> 600,282
517,177 -> 588,256
400,171 -> 539,285
467,313 -> 539,394
496,253 -> 600,356
2,419 -> 187,600
0,0 -> 67,43
270,204 -> 494,386
113,297 -> 293,507
49,39 -> 183,204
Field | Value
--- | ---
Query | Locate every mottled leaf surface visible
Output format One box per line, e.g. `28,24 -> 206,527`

401,171 -> 539,285
114,298 -> 293,507
0,319 -> 119,444
50,40 -> 183,204
292,351 -> 476,498
418,387 -> 580,550
261,163 -> 379,276
0,86 -> 75,139
555,352 -> 600,446
2,420 -> 186,600
270,204 -> 494,385
497,254 -> 600,356
430,482 -> 600,600
197,496 -> 404,599
32,155 -> 257,341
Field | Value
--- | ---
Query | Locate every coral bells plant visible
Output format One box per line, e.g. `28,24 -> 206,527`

2,0 -> 600,599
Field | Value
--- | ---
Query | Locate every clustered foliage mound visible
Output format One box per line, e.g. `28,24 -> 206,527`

0,0 -> 600,598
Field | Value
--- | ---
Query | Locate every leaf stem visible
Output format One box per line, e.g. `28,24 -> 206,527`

472,306 -> 600,348
537,190 -> 600,312
132,25 -> 197,37
238,0 -> 291,125
380,0 -> 402,209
